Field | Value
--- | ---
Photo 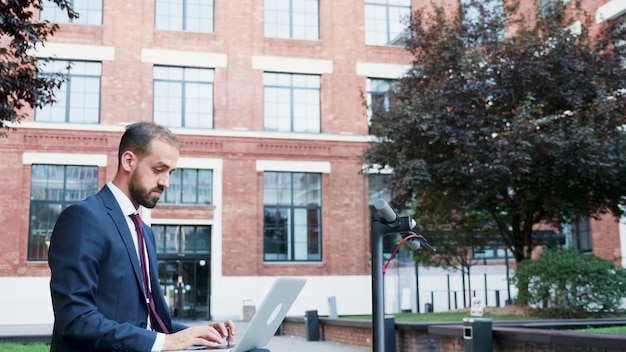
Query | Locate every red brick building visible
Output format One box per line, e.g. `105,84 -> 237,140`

0,0 -> 623,325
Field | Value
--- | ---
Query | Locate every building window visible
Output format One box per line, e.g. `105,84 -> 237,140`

472,244 -> 512,260
264,0 -> 319,40
264,72 -> 320,133
155,0 -> 214,33
366,78 -> 392,135
460,0 -> 504,41
364,0 -> 411,46
571,217 -> 592,253
28,165 -> 99,261
541,0 -> 570,18
153,225 -> 211,254
39,0 -> 103,25
36,60 -> 101,124
162,169 -> 213,205
153,66 -> 214,129
263,172 -> 321,261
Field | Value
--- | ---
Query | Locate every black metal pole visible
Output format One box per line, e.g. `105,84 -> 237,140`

371,199 -> 416,352
371,222 -> 385,352
415,262 -> 420,313
505,248 -> 512,304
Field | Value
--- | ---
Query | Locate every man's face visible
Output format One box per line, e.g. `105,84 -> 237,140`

129,140 -> 179,209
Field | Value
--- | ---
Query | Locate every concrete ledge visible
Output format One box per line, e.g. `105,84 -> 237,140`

0,323 -> 52,344
0,335 -> 51,344
283,316 -> 626,352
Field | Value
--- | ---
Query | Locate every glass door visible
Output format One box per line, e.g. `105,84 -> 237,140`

158,258 -> 210,320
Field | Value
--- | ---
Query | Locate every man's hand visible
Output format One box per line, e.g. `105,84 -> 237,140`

162,321 -> 236,351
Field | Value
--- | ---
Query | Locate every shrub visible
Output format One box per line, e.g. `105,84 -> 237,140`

511,248 -> 626,318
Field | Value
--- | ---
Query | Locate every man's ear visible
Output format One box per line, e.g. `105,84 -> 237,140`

121,151 -> 135,171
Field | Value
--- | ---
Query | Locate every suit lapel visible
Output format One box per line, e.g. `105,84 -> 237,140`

98,186 -> 146,294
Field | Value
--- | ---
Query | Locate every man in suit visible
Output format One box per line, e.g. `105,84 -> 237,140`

49,122 -> 236,351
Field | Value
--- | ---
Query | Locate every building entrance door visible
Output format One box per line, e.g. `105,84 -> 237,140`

158,258 -> 210,320
153,224 -> 212,320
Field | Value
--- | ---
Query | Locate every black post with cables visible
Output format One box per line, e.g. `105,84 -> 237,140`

371,199 -> 436,352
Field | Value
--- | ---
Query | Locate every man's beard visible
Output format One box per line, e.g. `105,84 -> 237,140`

129,171 -> 163,209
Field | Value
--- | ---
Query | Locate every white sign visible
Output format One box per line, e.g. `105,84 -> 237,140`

470,298 -> 484,317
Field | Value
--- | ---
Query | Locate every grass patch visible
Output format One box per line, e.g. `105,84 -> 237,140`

577,326 -> 626,334
0,342 -> 49,352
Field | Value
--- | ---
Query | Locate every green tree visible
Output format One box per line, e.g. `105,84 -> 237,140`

364,0 -> 626,302
0,0 -> 77,136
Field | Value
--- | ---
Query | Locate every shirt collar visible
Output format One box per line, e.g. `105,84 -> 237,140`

107,181 -> 140,216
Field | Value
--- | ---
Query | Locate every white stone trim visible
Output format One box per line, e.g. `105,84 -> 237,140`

23,152 -> 107,166
256,160 -> 331,173
356,62 -> 410,79
362,164 -> 393,174
141,49 -> 227,68
596,0 -> 626,23
252,56 -> 333,74
149,218 -> 214,225
175,157 -> 223,170
33,43 -> 115,61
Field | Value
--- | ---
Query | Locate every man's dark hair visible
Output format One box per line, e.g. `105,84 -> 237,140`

117,122 -> 179,168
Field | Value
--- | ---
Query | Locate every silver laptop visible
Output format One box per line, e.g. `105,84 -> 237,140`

180,277 -> 307,352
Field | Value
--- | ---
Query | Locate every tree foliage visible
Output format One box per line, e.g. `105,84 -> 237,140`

0,0 -> 77,136
511,248 -> 626,318
364,0 -> 626,275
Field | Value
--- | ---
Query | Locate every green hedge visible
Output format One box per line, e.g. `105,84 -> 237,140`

511,248 -> 626,318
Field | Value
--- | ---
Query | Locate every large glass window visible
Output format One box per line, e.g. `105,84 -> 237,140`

28,165 -> 99,261
153,225 -> 211,254
366,78 -> 392,135
264,0 -> 319,40
571,217 -> 592,253
264,72 -> 320,133
155,0 -> 214,33
39,0 -> 103,25
162,169 -> 213,205
263,172 -> 321,261
540,0 -> 570,18
473,244 -> 513,260
153,66 -> 214,129
460,0 -> 505,41
364,0 -> 411,46
36,60 -> 101,124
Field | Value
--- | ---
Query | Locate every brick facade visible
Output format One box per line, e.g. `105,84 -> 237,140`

0,0 -> 623,323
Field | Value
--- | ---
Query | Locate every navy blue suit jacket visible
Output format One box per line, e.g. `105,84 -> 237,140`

49,185 -> 186,351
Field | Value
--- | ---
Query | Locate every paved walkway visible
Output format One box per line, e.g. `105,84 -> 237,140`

0,321 -> 369,352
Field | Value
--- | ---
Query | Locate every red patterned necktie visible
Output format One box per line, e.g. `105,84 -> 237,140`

130,213 -> 169,334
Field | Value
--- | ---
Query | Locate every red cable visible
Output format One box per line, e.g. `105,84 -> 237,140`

382,233 -> 421,274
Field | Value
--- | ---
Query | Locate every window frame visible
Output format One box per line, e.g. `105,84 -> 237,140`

161,168 -> 214,205
39,0 -> 103,25
28,164 -> 99,261
263,171 -> 322,262
366,78 -> 393,135
36,60 -> 102,124
153,65 -> 215,129
152,224 -> 211,255
264,0 -> 320,40
364,0 -> 411,46
263,72 -> 321,133
154,0 -> 215,33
